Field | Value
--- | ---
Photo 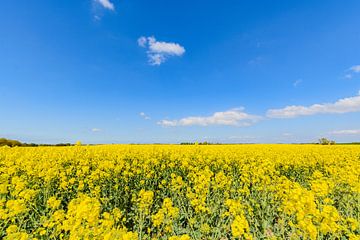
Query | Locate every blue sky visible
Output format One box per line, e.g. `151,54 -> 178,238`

1,0 -> 360,143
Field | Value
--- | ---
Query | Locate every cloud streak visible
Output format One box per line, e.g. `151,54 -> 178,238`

350,65 -> 360,73
158,108 -> 260,127
95,0 -> 115,10
267,94 -> 360,118
293,79 -> 302,87
138,36 -> 185,65
139,112 -> 151,120
344,65 -> 360,79
330,129 -> 360,135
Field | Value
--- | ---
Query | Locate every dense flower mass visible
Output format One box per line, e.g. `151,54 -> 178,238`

0,144 -> 360,239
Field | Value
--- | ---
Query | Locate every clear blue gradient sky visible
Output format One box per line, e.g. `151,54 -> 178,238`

1,0 -> 360,143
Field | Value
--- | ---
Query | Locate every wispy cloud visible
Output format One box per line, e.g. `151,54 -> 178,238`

137,37 -> 147,47
158,108 -> 260,127
228,135 -> 256,141
344,74 -> 353,79
95,0 -> 115,10
293,79 -> 302,87
138,36 -> 185,65
248,56 -> 264,65
267,93 -> 360,118
93,15 -> 101,21
330,129 -> 360,135
344,65 -> 360,79
350,65 -> 360,73
139,112 -> 151,120
91,128 -> 101,132
200,136 -> 256,143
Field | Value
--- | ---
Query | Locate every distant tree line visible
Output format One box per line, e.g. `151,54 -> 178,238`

180,141 -> 220,145
180,142 -> 196,145
0,138 -> 73,147
337,142 -> 360,145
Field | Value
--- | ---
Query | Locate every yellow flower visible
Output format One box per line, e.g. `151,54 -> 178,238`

137,189 -> 154,214
169,234 -> 191,240
6,225 -> 18,235
47,196 -> 61,210
225,199 -> 243,216
231,215 -> 252,239
200,223 -> 211,234
6,199 -> 27,217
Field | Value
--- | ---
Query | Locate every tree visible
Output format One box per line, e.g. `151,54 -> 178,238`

318,138 -> 336,145
0,138 -> 23,147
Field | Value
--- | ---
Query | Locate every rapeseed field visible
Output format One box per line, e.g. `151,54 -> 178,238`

0,145 -> 359,239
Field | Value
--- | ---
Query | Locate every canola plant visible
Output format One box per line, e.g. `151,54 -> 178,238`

0,144 -> 360,239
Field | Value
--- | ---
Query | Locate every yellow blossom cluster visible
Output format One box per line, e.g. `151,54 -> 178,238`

225,199 -> 252,239
152,198 -> 179,235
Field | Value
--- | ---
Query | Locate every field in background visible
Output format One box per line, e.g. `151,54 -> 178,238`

1,144 -> 360,239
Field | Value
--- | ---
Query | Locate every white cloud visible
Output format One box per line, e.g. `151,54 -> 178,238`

95,0 -> 115,10
91,128 -> 101,132
139,112 -> 151,120
157,108 -> 260,127
350,65 -> 360,73
138,36 -> 185,65
267,94 -> 360,118
330,129 -> 360,135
